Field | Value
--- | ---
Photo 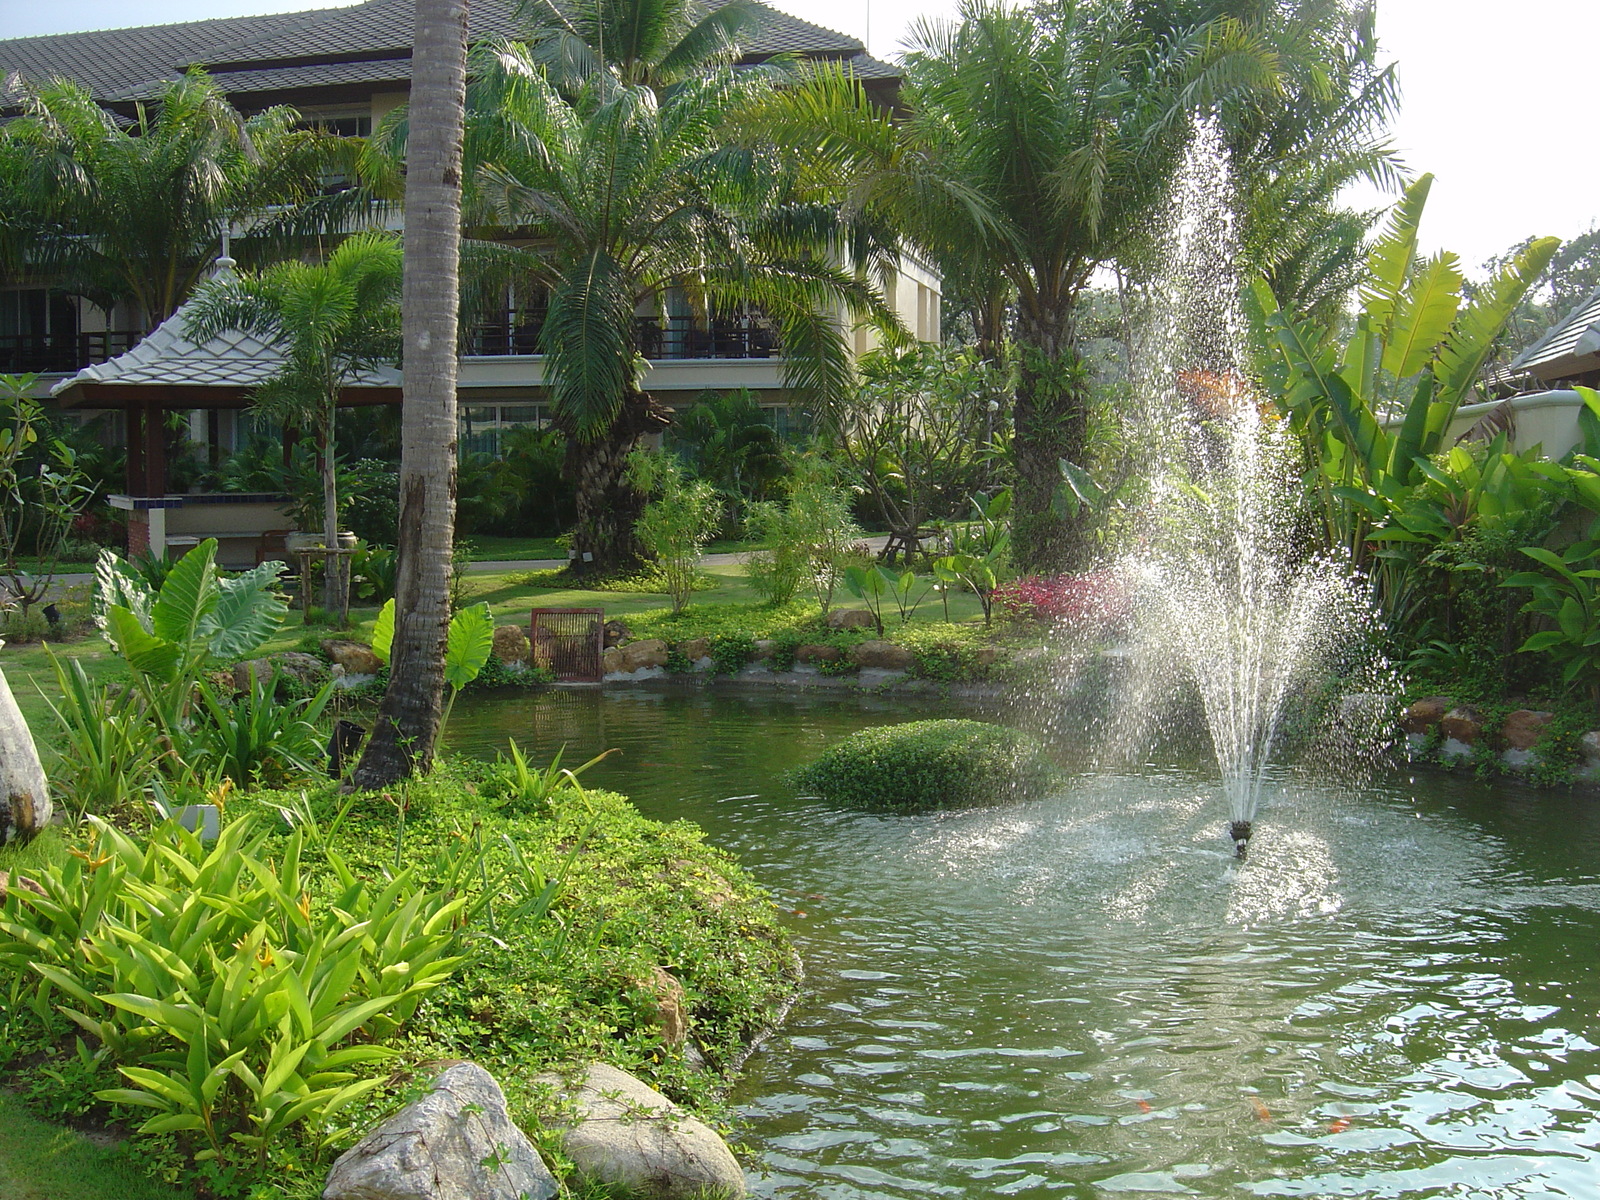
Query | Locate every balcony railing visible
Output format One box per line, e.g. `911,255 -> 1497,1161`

465,313 -> 779,361
0,329 -> 144,375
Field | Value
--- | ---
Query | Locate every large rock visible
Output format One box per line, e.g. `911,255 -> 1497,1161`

323,638 -> 384,676
1400,696 -> 1451,735
826,608 -> 876,631
675,637 -> 711,664
0,870 -> 45,901
323,1062 -> 555,1200
537,1063 -> 744,1200
794,643 -> 842,665
235,651 -> 328,693
618,639 -> 670,672
0,665 -> 50,845
1501,709 -> 1553,752
604,619 -> 631,648
632,966 -> 689,1046
1440,706 -> 1484,746
849,640 -> 915,671
750,639 -> 776,661
602,647 -> 625,675
492,624 -> 531,667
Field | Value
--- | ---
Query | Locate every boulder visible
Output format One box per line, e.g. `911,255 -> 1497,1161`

826,608 -> 876,631
492,624 -> 531,667
1400,696 -> 1451,735
1440,706 -> 1484,746
602,647 -> 625,675
632,966 -> 689,1046
619,639 -> 670,672
0,665 -> 51,846
975,645 -> 1003,668
603,619 -> 631,648
323,1062 -> 556,1200
322,638 -> 384,676
676,637 -> 711,663
1500,709 -> 1554,752
750,639 -> 776,661
0,870 -> 46,901
1583,730 -> 1600,768
536,1063 -> 744,1200
234,651 -> 330,694
849,640 -> 915,671
794,643 -> 843,665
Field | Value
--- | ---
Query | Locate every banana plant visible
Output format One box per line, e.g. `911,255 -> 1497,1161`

1252,173 -> 1558,567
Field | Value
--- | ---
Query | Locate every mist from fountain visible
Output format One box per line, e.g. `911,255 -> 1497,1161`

1116,118 -> 1380,856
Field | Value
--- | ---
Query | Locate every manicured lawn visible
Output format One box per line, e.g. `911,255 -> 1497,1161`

0,1091 -> 190,1200
463,534 -> 813,561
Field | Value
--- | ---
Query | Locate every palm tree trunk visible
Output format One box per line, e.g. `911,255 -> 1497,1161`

317,410 -> 348,626
1011,303 -> 1091,575
351,0 -> 469,788
566,388 -> 671,576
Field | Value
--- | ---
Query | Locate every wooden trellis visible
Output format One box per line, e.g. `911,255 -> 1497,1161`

529,607 -> 605,682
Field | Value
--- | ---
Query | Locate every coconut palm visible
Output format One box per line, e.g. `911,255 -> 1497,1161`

184,231 -> 403,624
351,0 -> 470,788
453,43 -> 895,574
0,69 -> 362,332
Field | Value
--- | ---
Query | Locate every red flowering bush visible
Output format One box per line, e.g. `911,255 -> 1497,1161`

992,569 -> 1131,627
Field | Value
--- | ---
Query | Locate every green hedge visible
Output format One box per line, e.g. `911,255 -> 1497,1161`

792,718 -> 1063,812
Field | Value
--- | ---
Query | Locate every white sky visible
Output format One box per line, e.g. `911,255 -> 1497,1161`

5,0 -> 1597,275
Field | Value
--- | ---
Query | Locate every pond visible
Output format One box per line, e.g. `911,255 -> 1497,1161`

448,686 -> 1600,1199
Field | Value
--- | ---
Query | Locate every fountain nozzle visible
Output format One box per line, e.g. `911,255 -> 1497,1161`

1229,821 -> 1252,858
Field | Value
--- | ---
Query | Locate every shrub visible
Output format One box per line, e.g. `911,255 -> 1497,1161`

792,718 -> 1062,811
993,569 -> 1130,627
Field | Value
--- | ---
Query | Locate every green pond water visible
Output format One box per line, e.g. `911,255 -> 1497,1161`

447,686 -> 1600,1199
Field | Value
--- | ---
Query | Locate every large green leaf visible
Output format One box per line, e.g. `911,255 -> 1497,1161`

1433,235 -> 1558,407
1358,174 -> 1431,336
149,539 -> 218,650
94,548 -> 153,642
202,560 -> 288,661
443,603 -> 495,692
371,598 -> 396,664
1382,252 -> 1462,379
106,606 -> 181,681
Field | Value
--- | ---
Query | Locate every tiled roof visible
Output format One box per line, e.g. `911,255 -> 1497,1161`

0,10 -> 325,102
2,0 -> 888,106
1510,287 -> 1600,382
51,261 -> 400,399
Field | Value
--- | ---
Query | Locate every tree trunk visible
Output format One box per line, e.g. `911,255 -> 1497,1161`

351,0 -> 468,789
316,414 -> 349,626
565,389 -> 671,576
1010,304 -> 1091,575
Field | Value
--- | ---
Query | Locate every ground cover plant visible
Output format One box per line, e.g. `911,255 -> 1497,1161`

792,718 -> 1064,812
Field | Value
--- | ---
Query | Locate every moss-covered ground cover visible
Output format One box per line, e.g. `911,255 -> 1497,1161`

0,762 -> 796,1199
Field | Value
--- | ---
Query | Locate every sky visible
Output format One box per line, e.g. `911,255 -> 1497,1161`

4,0 -> 1597,276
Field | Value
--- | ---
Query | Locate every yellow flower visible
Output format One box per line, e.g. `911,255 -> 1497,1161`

297,892 -> 312,921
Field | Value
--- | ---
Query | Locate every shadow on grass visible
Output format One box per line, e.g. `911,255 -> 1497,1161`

0,1091 -> 191,1200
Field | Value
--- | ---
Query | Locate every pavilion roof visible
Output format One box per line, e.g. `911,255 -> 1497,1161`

1510,286 -> 1600,384
51,262 -> 401,409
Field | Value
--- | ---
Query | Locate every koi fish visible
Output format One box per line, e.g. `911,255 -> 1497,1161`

1136,1100 -> 1154,1113
1250,1097 -> 1272,1122
1328,1117 -> 1351,1134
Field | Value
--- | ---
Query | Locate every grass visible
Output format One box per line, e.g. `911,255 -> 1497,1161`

0,1091 -> 189,1200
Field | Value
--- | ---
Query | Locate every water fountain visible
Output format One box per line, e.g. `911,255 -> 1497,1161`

1120,119 -> 1378,856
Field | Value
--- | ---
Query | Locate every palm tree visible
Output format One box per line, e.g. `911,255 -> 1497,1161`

673,389 -> 788,529
518,0 -> 766,90
0,70 -> 362,332
351,0 -> 471,789
453,44 -> 895,574
185,231 -> 403,624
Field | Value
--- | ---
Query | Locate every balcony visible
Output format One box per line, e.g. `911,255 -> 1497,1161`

465,313 -> 779,360
0,329 -> 144,375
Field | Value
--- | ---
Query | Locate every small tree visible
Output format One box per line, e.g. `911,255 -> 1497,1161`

628,450 -> 718,615
747,456 -> 863,616
0,374 -> 95,619
185,232 -> 402,626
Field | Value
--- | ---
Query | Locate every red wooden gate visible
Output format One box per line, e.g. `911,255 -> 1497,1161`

529,608 -> 605,682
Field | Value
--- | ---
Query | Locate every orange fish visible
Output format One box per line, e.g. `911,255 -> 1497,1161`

1328,1117 -> 1351,1134
1250,1098 -> 1272,1122
1136,1100 -> 1154,1113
